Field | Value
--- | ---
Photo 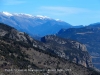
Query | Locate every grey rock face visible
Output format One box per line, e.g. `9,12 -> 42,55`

0,23 -> 93,68
41,35 -> 93,67
0,29 -> 8,36
56,23 -> 100,69
74,42 -> 87,51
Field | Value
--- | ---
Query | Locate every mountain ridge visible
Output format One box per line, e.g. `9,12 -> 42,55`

0,11 -> 83,38
0,23 -> 99,75
56,23 -> 100,69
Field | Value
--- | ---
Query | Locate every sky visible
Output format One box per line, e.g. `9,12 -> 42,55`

0,0 -> 100,26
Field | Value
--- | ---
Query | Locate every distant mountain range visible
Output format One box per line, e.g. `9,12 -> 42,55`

56,23 -> 100,69
0,12 -> 71,37
0,23 -> 99,75
0,11 -> 83,38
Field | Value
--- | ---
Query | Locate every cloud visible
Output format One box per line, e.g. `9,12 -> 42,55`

1,0 -> 26,5
38,6 -> 90,16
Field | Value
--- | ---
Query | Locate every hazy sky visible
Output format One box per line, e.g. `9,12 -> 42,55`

0,0 -> 100,25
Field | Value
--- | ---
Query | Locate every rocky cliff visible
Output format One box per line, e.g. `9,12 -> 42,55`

0,23 -> 93,68
56,23 -> 100,69
41,35 -> 93,67
0,23 -> 99,75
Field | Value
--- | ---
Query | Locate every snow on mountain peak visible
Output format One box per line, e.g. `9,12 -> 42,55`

13,13 -> 33,17
23,14 -> 33,17
36,15 -> 50,19
2,11 -> 13,16
55,19 -> 63,22
0,11 -> 61,21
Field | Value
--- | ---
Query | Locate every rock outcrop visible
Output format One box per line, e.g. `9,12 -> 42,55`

41,35 -> 93,67
56,23 -> 100,69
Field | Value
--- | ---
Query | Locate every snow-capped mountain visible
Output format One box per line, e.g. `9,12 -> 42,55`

0,11 -> 72,37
